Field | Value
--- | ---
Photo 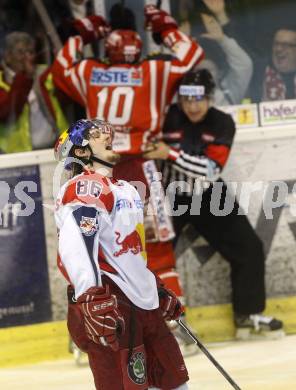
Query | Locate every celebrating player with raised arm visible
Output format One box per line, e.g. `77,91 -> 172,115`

54,119 -> 189,390
51,3 -> 204,354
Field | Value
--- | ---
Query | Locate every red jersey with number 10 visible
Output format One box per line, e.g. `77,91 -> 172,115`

52,29 -> 204,154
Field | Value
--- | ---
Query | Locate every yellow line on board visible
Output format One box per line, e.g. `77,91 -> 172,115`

0,296 -> 295,367
0,321 -> 71,368
186,295 -> 296,342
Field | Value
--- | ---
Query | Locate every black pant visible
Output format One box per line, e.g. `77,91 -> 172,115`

172,179 -> 265,315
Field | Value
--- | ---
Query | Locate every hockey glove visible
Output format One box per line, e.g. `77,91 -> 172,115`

77,285 -> 125,351
73,15 -> 110,44
144,4 -> 178,34
156,276 -> 184,321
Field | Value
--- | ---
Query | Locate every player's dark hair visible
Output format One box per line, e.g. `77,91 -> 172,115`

272,20 -> 296,37
109,3 -> 136,31
180,68 -> 216,96
68,145 -> 91,177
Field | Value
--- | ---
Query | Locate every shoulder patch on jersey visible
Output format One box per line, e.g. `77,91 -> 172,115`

134,199 -> 144,209
79,216 -> 98,236
115,198 -> 132,210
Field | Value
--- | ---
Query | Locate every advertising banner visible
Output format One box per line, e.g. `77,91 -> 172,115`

259,99 -> 296,126
219,103 -> 259,129
0,165 -> 52,327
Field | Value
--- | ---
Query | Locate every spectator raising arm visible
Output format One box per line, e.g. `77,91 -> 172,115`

199,13 -> 253,105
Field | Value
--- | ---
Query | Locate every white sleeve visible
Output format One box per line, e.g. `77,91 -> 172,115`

58,204 -> 101,299
219,35 -> 253,104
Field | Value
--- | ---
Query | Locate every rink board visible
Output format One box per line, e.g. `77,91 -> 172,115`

0,320 -> 70,368
0,295 -> 295,368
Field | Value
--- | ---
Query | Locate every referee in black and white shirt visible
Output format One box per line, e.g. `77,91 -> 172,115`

144,69 -> 283,338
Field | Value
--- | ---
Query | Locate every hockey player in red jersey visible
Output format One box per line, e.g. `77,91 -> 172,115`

54,118 -> 189,390
51,3 -> 204,354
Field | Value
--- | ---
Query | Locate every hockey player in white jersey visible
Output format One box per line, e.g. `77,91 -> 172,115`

54,118 -> 190,390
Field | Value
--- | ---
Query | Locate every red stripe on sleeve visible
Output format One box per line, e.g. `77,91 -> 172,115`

98,246 -> 117,274
168,147 -> 180,161
205,144 -> 230,167
57,253 -> 71,283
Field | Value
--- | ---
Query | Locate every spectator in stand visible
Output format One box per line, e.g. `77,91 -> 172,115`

0,32 -> 68,153
172,0 -> 296,103
0,0 -> 29,58
172,0 -> 253,105
252,25 -> 296,102
42,0 -> 95,48
196,12 -> 253,105
172,0 -> 251,53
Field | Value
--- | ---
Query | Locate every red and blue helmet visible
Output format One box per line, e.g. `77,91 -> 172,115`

54,118 -> 114,169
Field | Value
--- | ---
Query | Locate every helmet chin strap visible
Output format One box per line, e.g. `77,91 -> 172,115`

90,155 -> 115,168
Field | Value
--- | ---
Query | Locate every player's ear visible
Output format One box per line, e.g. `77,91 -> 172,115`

74,147 -> 89,158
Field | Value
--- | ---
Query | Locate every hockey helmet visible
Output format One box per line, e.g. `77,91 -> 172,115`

179,69 -> 216,100
54,119 -> 114,169
105,29 -> 142,64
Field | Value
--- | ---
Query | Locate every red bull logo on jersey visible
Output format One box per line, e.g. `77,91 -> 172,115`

90,67 -> 142,86
113,223 -> 146,259
113,230 -> 143,257
80,216 -> 98,236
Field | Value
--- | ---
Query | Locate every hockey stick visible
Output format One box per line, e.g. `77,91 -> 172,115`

177,319 -> 242,390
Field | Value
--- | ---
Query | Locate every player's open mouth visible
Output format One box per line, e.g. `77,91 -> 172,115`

105,145 -> 112,150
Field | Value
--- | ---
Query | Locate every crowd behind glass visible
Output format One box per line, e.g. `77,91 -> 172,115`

0,0 -> 295,154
